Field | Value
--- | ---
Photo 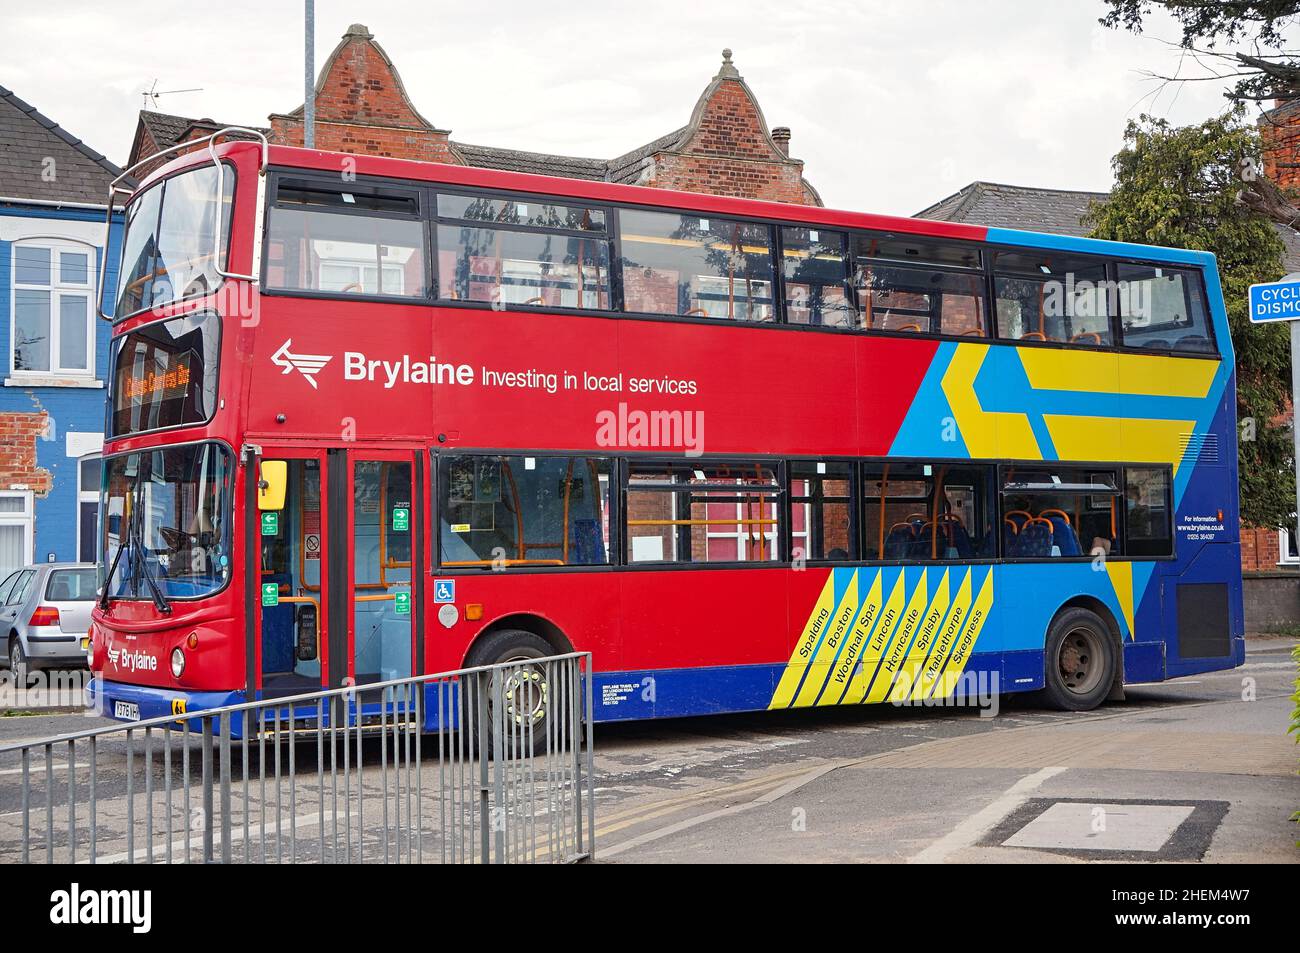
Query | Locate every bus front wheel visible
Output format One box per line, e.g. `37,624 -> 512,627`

464,629 -> 554,754
1041,608 -> 1115,712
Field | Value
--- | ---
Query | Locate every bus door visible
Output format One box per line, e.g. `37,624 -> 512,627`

342,449 -> 425,711
255,451 -> 329,698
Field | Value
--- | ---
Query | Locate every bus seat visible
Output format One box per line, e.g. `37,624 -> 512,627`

945,518 -> 974,558
1002,518 -> 1019,554
884,523 -> 915,559
1175,334 -> 1212,352
1004,510 -> 1031,532
1016,518 -> 1054,557
1040,511 -> 1080,556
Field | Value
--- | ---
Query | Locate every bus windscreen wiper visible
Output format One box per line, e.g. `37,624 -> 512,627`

98,466 -> 172,615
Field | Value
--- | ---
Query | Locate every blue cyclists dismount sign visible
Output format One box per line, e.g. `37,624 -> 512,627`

1249,275 -> 1300,323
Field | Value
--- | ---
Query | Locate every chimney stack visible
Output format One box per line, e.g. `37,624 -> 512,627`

771,126 -> 791,157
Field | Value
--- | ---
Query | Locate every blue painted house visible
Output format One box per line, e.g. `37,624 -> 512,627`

0,85 -> 123,577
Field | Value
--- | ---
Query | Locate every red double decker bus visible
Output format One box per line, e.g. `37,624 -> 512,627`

88,130 -> 1243,728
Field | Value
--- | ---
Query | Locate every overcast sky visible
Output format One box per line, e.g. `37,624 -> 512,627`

2,1 -> 1274,214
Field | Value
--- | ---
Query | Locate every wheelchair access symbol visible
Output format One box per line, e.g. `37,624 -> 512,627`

434,579 -> 455,604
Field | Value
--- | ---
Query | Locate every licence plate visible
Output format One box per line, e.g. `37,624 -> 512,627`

114,700 -> 140,721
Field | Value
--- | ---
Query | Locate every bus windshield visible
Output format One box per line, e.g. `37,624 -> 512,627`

100,442 -> 234,602
114,164 -> 233,319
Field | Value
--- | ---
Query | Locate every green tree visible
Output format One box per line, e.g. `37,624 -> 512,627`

1101,1 -> 1300,100
1099,2 -> 1300,227
1084,111 -> 1295,528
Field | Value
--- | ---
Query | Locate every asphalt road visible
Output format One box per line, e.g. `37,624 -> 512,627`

587,638 -> 1299,863
0,639 -> 1295,863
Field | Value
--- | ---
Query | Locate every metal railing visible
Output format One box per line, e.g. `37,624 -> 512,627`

0,653 -> 594,864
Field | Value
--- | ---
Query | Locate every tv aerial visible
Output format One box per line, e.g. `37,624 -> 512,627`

141,79 -> 204,110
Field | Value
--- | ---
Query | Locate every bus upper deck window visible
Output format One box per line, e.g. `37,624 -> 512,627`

265,179 -> 426,298
435,194 -> 611,311
992,251 -> 1112,346
620,210 -> 775,322
1116,263 -> 1214,353
855,235 -> 985,337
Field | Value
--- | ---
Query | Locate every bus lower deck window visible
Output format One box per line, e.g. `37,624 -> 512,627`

439,455 -> 611,569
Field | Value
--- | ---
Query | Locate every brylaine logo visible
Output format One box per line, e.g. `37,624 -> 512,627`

271,339 -> 332,389
108,647 -> 157,673
50,883 -> 151,933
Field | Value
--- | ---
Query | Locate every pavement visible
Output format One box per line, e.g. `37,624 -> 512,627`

0,638 -> 1294,864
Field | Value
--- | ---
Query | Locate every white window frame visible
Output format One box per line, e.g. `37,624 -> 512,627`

10,238 -> 97,379
0,489 -> 35,574
76,454 -> 101,563
1279,526 -> 1299,566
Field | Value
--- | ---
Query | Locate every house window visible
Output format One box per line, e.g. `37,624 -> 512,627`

1279,525 -> 1299,566
0,491 -> 34,579
11,240 -> 96,376
77,455 -> 101,563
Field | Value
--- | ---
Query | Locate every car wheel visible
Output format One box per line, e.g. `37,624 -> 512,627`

9,639 -> 29,687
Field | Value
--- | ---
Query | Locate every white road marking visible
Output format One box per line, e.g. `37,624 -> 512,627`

908,765 -> 1067,864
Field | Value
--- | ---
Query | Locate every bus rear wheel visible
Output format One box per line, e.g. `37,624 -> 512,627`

464,629 -> 554,755
1041,608 -> 1115,712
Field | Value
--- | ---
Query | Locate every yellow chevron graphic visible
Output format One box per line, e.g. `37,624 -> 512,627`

865,570 -> 932,704
1017,348 -> 1218,399
792,571 -> 861,708
888,570 -> 951,703
1105,561 -> 1136,639
941,344 -> 1040,459
818,569 -> 884,707
913,568 -> 973,700
942,344 -> 1216,468
1041,415 -> 1196,474
930,569 -> 995,700
841,570 -> 908,704
769,573 -> 837,709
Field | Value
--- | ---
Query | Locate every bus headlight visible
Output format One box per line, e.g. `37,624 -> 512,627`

171,647 -> 186,678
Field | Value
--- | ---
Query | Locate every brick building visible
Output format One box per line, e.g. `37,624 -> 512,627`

128,24 -> 821,207
0,86 -> 122,577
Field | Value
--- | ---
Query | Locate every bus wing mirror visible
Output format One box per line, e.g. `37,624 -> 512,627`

258,460 -> 288,511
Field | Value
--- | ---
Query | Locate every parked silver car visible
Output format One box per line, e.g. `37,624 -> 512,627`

0,563 -> 96,681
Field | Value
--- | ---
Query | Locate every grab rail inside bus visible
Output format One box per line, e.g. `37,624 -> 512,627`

97,126 -> 269,321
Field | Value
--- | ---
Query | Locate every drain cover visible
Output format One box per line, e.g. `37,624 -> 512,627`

1004,802 -> 1194,852
983,798 -> 1229,861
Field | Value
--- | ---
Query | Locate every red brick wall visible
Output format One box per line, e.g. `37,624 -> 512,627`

1259,99 -> 1300,190
647,78 -> 815,206
1241,524 -> 1284,572
268,26 -> 461,165
0,413 -> 51,495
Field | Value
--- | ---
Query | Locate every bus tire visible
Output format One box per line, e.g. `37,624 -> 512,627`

1041,607 -> 1115,711
463,629 -> 554,755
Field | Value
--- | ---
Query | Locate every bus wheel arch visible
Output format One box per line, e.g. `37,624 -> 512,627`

1042,597 -> 1124,709
463,613 -> 575,669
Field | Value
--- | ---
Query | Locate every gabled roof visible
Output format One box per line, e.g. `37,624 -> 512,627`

452,142 -> 609,181
916,181 -> 1107,236
918,179 -> 1300,272
126,41 -> 820,204
0,84 -> 123,205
